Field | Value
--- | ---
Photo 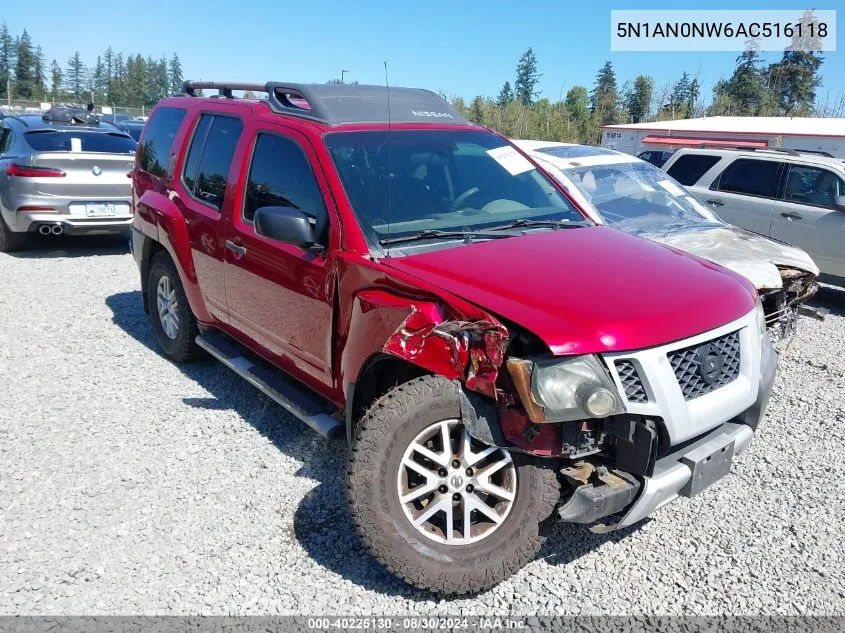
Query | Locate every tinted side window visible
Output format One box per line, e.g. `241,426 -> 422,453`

243,134 -> 327,229
138,107 -> 186,177
666,154 -> 721,185
183,114 -> 243,211
784,164 -> 845,208
183,114 -> 212,194
715,158 -> 782,198
0,127 -> 10,152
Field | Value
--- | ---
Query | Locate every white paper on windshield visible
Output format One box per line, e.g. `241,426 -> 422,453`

487,146 -> 535,176
656,179 -> 685,197
70,137 -> 82,153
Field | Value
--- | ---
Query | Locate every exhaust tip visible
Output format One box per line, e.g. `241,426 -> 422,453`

51,224 -> 63,235
38,225 -> 52,235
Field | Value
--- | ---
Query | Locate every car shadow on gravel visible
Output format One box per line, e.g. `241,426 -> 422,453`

105,289 -> 643,600
806,284 -> 845,318
8,234 -> 130,258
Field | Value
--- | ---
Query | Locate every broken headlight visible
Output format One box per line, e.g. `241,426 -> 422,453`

530,355 -> 625,422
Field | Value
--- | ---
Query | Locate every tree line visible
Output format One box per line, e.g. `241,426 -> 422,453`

450,10 -> 839,144
0,23 -> 183,107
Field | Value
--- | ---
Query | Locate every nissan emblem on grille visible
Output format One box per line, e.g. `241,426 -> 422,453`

668,331 -> 741,400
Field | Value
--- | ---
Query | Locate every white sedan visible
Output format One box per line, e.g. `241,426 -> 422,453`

514,140 -> 820,342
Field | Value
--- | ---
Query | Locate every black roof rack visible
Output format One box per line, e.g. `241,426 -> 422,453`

182,80 -> 470,126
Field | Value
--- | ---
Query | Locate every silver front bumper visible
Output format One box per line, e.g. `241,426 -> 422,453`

591,421 -> 753,533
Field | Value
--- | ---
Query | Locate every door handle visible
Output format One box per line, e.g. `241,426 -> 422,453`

225,239 -> 247,258
780,212 -> 803,221
705,199 -> 725,207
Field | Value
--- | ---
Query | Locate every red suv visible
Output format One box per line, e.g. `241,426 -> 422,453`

130,81 -> 777,595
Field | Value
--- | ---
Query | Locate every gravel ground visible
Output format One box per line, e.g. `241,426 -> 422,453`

0,235 -> 844,616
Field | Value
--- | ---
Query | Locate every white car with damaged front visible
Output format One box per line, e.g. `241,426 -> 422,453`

515,140 -> 820,343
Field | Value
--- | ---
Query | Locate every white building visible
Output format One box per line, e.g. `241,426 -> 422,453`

600,116 -> 845,158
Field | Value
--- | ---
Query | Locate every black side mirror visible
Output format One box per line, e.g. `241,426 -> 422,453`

254,206 -> 317,248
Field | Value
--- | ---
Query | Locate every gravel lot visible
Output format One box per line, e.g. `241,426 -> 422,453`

0,235 -> 844,616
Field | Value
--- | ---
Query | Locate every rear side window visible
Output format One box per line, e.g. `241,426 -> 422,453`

0,127 -> 11,152
138,107 -> 186,177
715,158 -> 782,198
182,114 -> 243,211
243,133 -> 327,224
24,130 -> 137,154
666,154 -> 721,185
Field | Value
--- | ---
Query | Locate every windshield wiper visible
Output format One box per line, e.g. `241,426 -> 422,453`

379,229 -> 514,246
487,218 -> 587,231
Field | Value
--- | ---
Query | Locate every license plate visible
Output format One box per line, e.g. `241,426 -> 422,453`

86,203 -> 117,217
679,435 -> 735,498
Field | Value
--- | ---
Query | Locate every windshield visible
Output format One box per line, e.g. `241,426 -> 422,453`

324,129 -> 584,244
562,160 -> 721,228
25,130 -> 137,154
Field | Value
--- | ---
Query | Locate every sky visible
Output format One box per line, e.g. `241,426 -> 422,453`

3,0 -> 842,108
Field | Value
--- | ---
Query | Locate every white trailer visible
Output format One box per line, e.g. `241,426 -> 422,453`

601,116 -> 845,159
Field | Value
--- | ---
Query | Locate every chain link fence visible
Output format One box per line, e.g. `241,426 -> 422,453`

0,99 -> 149,120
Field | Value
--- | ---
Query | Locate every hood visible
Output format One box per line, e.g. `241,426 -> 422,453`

382,226 -> 757,355
629,223 -> 820,289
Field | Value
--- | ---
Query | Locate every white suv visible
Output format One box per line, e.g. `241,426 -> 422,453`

661,147 -> 845,283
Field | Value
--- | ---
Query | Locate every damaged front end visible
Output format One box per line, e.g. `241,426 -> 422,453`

760,266 -> 821,345
381,300 -> 777,534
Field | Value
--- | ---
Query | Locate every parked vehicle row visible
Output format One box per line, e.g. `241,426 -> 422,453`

515,140 -> 819,342
0,105 -> 137,250
661,146 -> 845,283
129,81 -> 779,595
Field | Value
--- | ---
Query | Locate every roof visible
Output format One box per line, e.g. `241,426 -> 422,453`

183,80 -> 471,127
513,140 -> 637,168
673,146 -> 845,170
601,116 -> 845,138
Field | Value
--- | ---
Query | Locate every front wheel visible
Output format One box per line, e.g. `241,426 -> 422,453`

347,375 -> 560,595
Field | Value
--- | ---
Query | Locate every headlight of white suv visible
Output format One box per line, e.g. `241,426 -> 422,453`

530,355 -> 625,422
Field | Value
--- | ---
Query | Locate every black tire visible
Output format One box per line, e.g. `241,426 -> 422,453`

347,375 -> 560,595
146,250 -> 201,362
0,214 -> 26,253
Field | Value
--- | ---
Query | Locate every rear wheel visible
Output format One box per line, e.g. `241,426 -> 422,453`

347,375 -> 560,595
146,251 -> 201,362
0,214 -> 26,252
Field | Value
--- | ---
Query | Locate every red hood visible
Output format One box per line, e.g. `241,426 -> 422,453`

381,226 -> 757,355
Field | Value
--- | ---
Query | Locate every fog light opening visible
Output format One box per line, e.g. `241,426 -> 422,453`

584,388 -> 617,418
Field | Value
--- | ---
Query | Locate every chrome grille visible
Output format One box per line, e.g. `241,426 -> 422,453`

668,331 -> 741,400
615,360 -> 648,403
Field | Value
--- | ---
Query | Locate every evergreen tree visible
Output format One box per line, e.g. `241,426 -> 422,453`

32,46 -> 46,99
687,77 -> 700,116
496,81 -> 513,106
721,39 -> 767,115
92,56 -> 107,102
669,71 -> 691,116
514,48 -> 540,105
590,61 -> 619,124
469,95 -> 485,124
767,11 -> 824,115
49,59 -> 62,101
103,46 -> 114,79
65,52 -> 87,99
624,75 -> 653,123
169,54 -> 183,95
13,30 -> 36,99
0,23 -> 14,98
